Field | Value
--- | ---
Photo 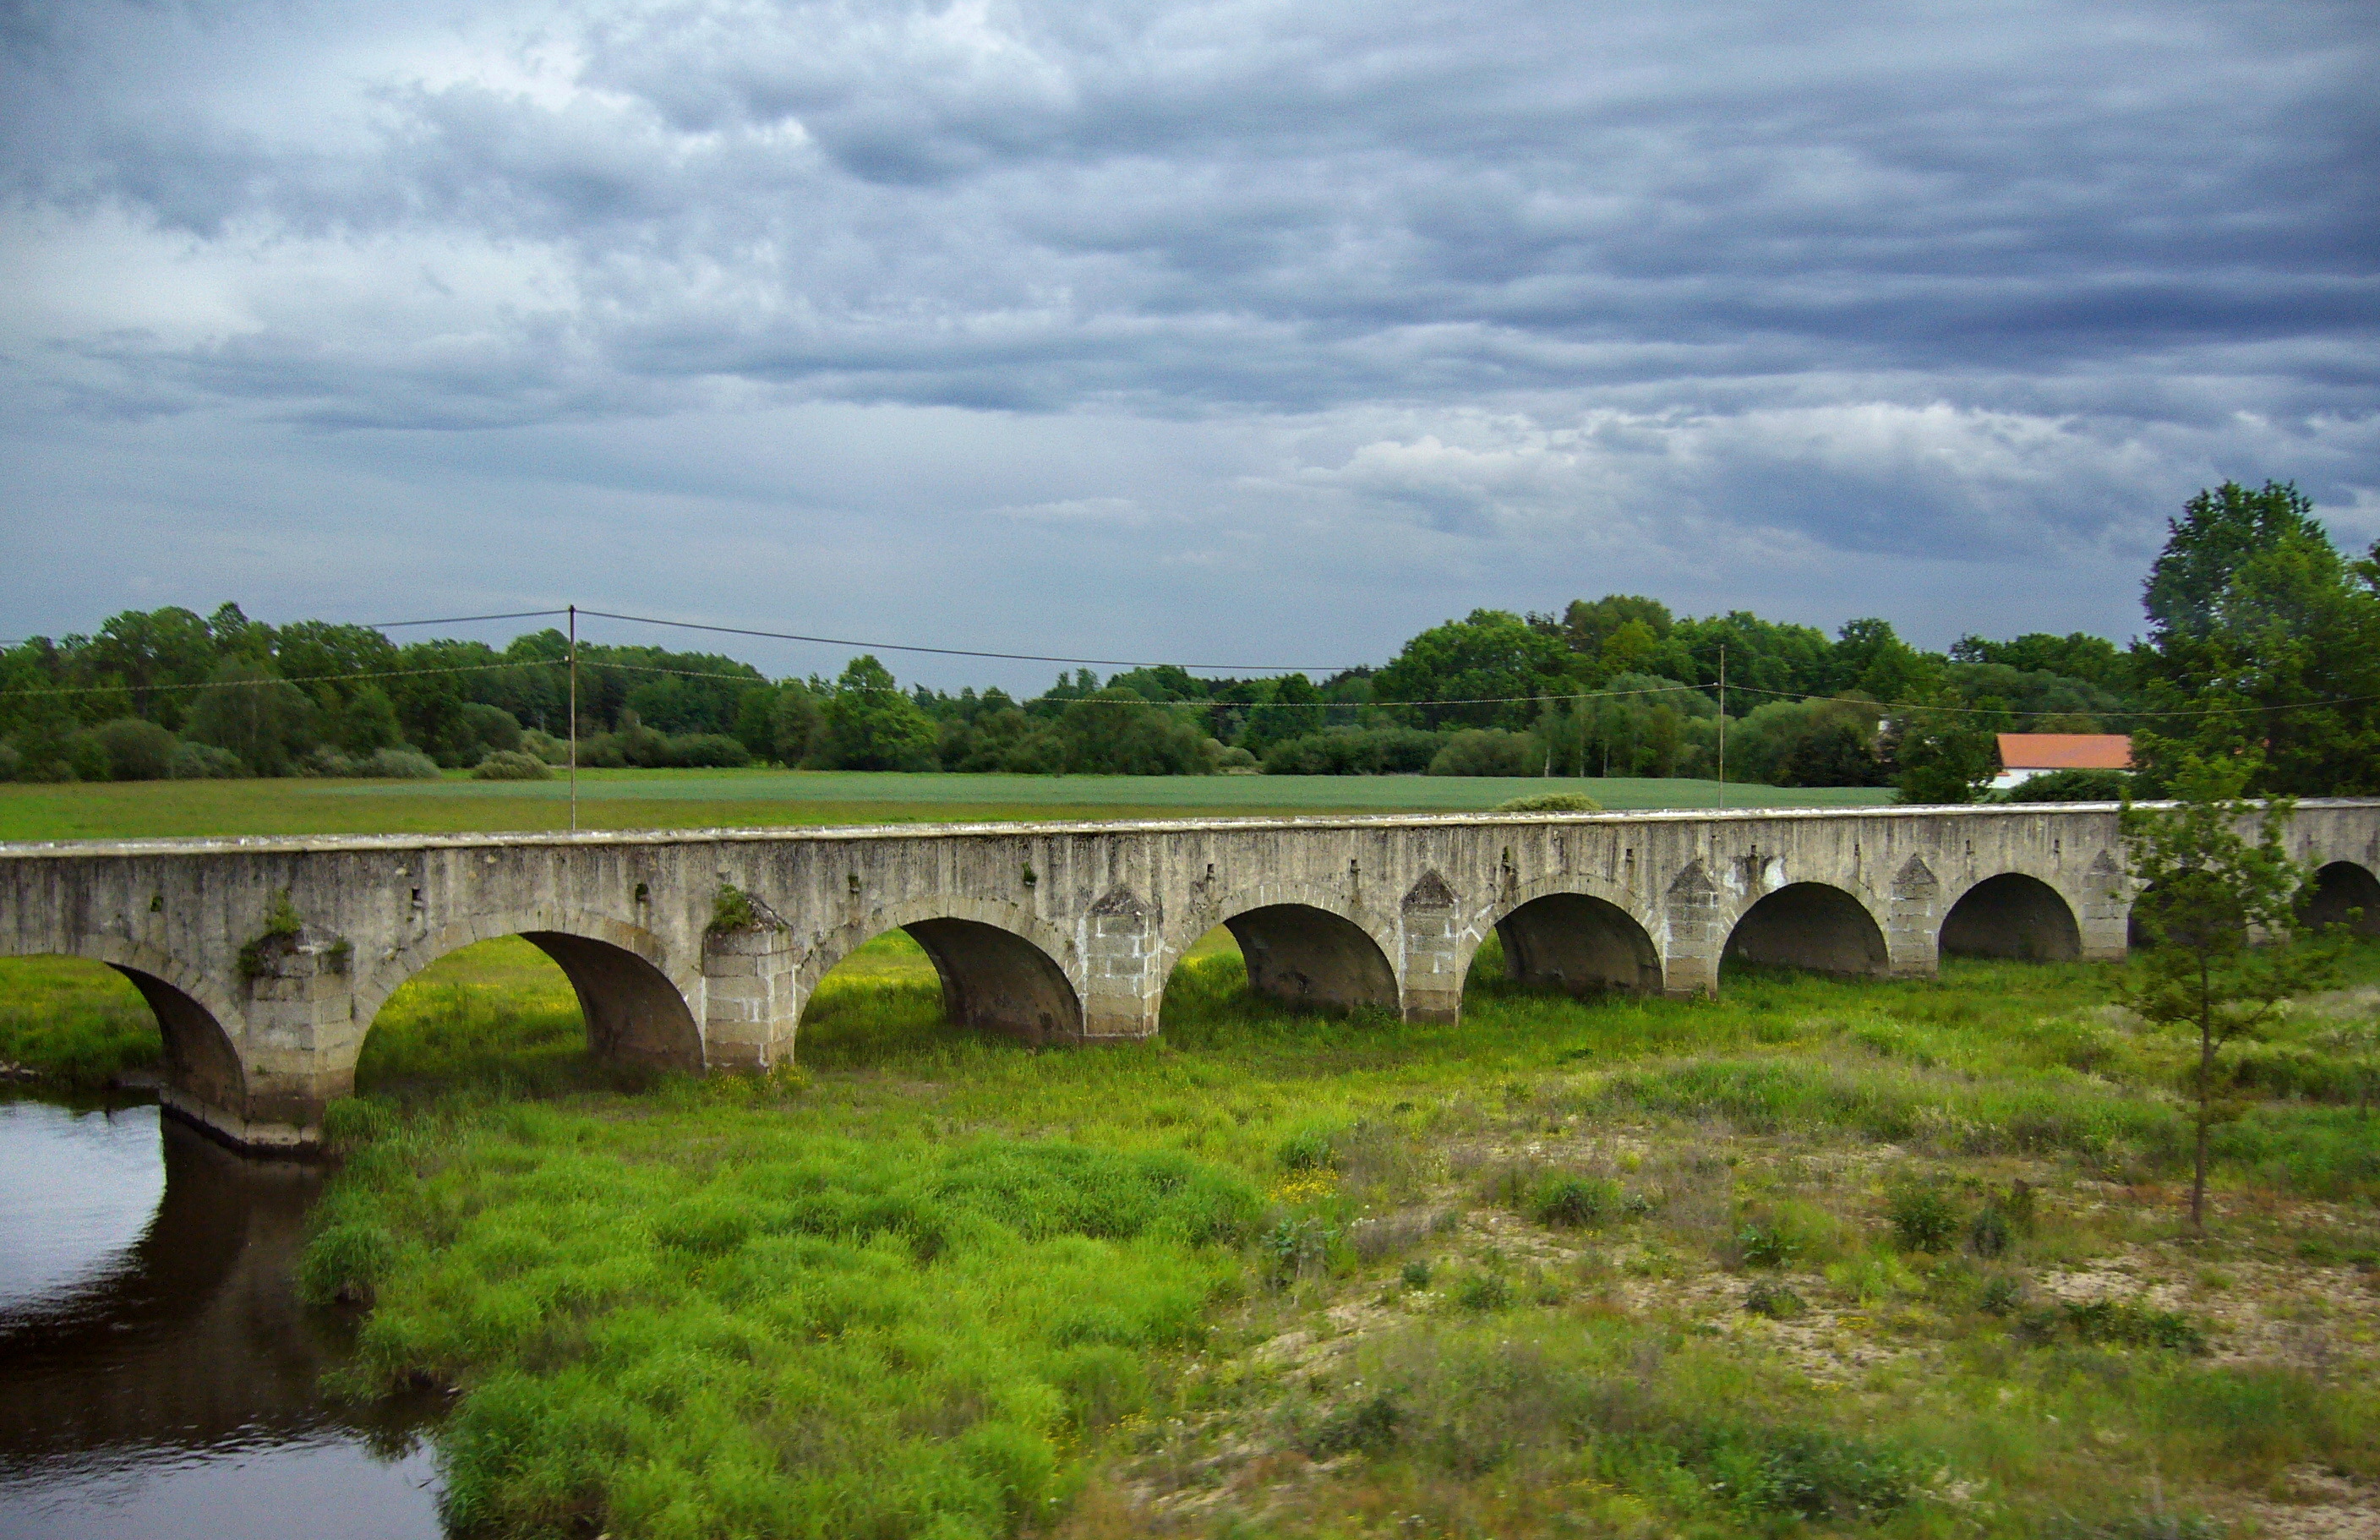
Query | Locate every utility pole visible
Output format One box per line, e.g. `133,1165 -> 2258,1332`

1717,644 -> 1726,812
567,603 -> 579,833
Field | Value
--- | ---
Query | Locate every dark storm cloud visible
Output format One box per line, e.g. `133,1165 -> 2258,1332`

1,0 -> 2374,658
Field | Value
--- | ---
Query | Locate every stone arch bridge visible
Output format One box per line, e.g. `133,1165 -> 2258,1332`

6,801 -> 2378,1152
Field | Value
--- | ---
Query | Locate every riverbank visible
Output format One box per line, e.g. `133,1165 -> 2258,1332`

6,935 -> 2377,1536
323,942 -> 2380,1536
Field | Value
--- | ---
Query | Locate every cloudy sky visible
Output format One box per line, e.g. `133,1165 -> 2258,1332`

3,0 -> 2373,688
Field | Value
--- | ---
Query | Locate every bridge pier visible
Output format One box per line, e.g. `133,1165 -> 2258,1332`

699,925 -> 800,1070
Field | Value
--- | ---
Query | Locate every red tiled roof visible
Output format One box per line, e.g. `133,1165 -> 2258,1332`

1995,734 -> 2132,771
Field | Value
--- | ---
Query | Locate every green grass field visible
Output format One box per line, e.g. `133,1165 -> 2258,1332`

0,767 -> 1892,843
6,921 -> 2378,1540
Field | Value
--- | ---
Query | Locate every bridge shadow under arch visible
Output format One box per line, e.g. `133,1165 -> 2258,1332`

1940,874 -> 2082,962
1480,892 -> 1662,997
1722,883 -> 1890,977
798,916 -> 1083,1061
0,949 -> 246,1131
359,923 -> 704,1081
2301,860 -> 2380,937
1221,903 -> 1398,1015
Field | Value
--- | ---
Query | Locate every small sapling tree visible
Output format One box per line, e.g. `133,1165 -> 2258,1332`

2121,756 -> 2340,1231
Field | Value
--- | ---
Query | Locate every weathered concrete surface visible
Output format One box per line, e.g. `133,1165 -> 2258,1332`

5,800 -> 2377,1151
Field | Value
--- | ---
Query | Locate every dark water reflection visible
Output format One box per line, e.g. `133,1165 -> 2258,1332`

0,1095 -> 444,1539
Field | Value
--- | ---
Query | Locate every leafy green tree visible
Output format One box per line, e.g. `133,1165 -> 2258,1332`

769,682 -> 823,766
2132,482 -> 2380,796
2121,757 -> 2339,1231
1373,609 -> 1575,730
1829,618 -> 1937,702
1669,610 -> 1835,699
732,685 -> 780,762
78,606 -> 221,729
332,686 -> 404,755
185,659 -> 315,775
1240,674 -> 1323,751
817,657 -> 938,771
0,641 -> 83,778
1058,690 -> 1211,774
1777,718 -> 1888,788
1889,706 -> 1998,804
1951,631 -> 2132,693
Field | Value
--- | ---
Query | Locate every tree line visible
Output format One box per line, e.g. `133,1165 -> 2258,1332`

4,481 -> 2373,800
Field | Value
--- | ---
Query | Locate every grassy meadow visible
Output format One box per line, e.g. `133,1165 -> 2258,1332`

0,767 -> 1891,843
5,920 -> 2379,1538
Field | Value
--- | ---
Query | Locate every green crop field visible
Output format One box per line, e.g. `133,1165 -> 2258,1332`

0,768 -> 1892,844
5,909 -> 2378,1539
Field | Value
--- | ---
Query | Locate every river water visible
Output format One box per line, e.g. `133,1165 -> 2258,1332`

0,1095 -> 445,1540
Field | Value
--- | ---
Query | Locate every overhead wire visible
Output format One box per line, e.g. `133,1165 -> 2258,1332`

573,606 -> 1363,674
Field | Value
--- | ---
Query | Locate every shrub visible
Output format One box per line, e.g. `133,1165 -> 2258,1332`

1978,1275 -> 2025,1316
0,742 -> 19,779
1887,1184 -> 1963,1252
2024,1299 -> 2209,1352
168,741 -> 247,778
1275,1125 -> 1338,1172
520,729 -> 572,766
77,717 -> 179,780
1736,1221 -> 1799,1270
666,732 -> 753,768
1452,1271 -> 1511,1311
1718,1425 -> 1918,1521
1307,1392 -> 1402,1457
709,884 -> 781,932
1968,1204 -> 2013,1258
1263,1215 -> 1340,1285
1427,729 -> 1537,777
456,702 -> 524,758
1744,1280 -> 1806,1319
1494,790 -> 1602,813
1825,1250 -> 1924,1305
2008,767 -> 2132,803
1400,1259 -> 1433,1290
472,750 -> 552,781
298,745 -> 361,777
1260,726 -> 1444,776
1530,1174 -> 1622,1227
360,748 -> 441,779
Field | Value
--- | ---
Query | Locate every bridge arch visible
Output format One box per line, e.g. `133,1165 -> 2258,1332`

1467,880 -> 1663,997
0,937 -> 248,1126
1939,872 -> 2084,961
1169,883 -> 1398,1016
799,897 -> 1083,1044
1722,882 -> 1890,976
357,913 -> 705,1072
2301,860 -> 2380,937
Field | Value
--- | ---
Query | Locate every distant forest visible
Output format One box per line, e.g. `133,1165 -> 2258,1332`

5,482 -> 2375,801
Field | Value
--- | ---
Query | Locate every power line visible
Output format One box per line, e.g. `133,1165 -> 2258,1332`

368,609 -> 571,630
574,606 -> 1362,675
